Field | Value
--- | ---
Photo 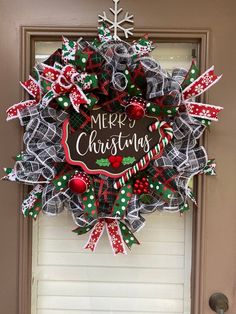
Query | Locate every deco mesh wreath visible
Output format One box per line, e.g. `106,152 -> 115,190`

3,18 -> 223,254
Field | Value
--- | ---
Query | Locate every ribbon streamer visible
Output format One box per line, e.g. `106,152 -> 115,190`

182,66 -> 223,120
183,66 -> 222,100
6,69 -> 41,120
21,184 -> 44,218
185,102 -> 223,121
84,219 -> 127,255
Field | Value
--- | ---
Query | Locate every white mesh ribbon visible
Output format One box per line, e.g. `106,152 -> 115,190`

15,107 -> 67,184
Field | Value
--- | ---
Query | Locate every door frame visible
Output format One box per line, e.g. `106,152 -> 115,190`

19,26 -> 210,314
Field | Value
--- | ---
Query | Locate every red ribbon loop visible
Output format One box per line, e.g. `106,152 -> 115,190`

42,64 -> 88,112
7,72 -> 41,120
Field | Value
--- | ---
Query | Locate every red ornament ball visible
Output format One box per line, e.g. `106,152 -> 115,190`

125,96 -> 146,120
68,172 -> 90,194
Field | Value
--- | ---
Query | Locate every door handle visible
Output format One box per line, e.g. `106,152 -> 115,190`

209,293 -> 229,313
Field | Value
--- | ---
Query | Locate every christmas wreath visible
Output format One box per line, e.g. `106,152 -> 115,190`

3,17 -> 223,254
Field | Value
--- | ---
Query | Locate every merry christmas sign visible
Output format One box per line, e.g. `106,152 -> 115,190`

62,107 -> 160,177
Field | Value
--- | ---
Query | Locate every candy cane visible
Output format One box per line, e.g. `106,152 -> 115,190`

114,121 -> 173,189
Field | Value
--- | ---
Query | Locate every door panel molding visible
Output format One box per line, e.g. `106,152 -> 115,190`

19,26 -> 209,314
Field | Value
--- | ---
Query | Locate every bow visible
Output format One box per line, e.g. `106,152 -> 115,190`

72,181 -> 139,254
83,218 -> 139,255
41,64 -> 98,112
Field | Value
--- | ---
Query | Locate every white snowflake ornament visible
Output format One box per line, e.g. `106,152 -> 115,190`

98,0 -> 134,40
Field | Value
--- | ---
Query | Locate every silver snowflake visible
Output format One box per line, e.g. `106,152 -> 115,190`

98,0 -> 134,40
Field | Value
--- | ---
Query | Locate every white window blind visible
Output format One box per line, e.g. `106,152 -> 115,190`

32,42 -> 197,314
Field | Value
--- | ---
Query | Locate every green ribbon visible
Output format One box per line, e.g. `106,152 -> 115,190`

82,185 -> 98,219
180,203 -> 190,213
148,177 -> 175,202
53,171 -> 75,191
146,102 -> 178,117
21,185 -> 43,218
124,68 -> 142,97
27,197 -> 42,219
196,117 -> 211,126
56,95 -> 71,109
182,60 -> 200,89
112,182 -> 133,218
119,221 -> 140,249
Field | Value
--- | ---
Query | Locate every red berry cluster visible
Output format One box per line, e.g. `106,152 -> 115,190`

108,155 -> 123,168
133,177 -> 150,195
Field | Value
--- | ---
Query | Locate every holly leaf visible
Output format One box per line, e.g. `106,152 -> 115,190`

122,156 -> 135,165
96,158 -> 110,167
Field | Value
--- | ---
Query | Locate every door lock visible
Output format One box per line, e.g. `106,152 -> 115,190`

209,293 -> 229,313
